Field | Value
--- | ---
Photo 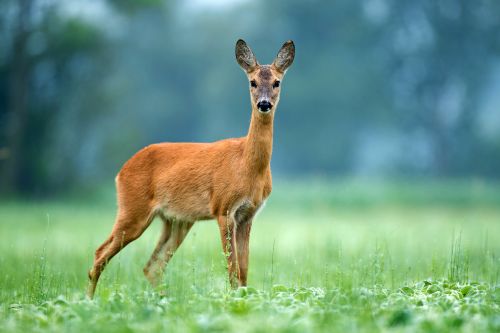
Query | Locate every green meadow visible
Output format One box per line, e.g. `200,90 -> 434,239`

1,180 -> 499,332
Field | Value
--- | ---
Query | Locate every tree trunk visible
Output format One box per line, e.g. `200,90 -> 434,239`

1,0 -> 32,195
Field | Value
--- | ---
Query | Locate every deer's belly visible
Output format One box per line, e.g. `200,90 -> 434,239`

156,190 -> 213,222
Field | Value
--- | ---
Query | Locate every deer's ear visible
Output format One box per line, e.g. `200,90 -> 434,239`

273,40 -> 295,73
235,39 -> 258,72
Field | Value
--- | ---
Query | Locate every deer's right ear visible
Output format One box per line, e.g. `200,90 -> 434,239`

235,39 -> 257,72
273,40 -> 295,73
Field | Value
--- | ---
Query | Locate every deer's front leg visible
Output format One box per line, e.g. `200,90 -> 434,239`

235,219 -> 252,286
217,215 -> 238,288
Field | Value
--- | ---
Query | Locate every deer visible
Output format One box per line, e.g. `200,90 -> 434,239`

87,39 -> 295,298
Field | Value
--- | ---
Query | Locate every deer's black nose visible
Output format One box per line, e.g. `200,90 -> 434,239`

257,100 -> 272,112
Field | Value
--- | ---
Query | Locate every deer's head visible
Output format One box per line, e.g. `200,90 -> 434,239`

236,39 -> 295,114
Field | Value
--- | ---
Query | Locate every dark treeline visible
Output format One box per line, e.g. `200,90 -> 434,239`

1,0 -> 500,197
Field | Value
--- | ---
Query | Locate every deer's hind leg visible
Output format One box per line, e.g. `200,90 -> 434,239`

143,216 -> 172,278
143,219 -> 194,288
142,216 -> 172,287
87,206 -> 156,299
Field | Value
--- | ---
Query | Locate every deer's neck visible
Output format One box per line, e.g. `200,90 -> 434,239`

243,109 -> 274,175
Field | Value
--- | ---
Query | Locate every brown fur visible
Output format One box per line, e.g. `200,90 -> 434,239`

87,40 -> 295,298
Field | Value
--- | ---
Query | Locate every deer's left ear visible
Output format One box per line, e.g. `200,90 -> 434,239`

273,40 -> 295,73
235,39 -> 258,72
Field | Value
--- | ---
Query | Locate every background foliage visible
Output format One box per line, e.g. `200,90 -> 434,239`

1,0 -> 500,196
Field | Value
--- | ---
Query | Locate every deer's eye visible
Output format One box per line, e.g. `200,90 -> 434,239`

273,80 -> 280,88
250,80 -> 257,88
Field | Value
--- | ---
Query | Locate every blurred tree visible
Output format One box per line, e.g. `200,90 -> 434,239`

383,0 -> 500,176
1,0 -> 32,194
1,0 -> 500,198
0,0 -> 108,196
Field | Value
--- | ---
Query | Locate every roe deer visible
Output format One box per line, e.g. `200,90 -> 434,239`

87,39 -> 295,298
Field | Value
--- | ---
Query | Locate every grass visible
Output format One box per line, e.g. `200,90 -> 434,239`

0,180 -> 499,332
